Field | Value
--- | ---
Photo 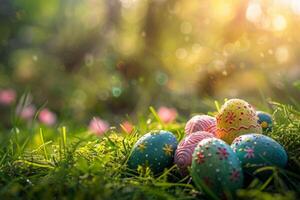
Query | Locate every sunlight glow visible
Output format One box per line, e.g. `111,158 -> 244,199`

272,15 -> 287,31
275,46 -> 289,63
246,2 -> 262,23
291,0 -> 300,14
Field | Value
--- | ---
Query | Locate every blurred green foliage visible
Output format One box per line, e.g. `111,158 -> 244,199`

0,0 -> 300,123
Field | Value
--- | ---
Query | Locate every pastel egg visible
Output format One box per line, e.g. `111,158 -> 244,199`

191,138 -> 243,197
216,99 -> 262,144
185,115 -> 217,136
127,130 -> 178,174
256,111 -> 273,132
174,131 -> 214,176
231,134 -> 287,172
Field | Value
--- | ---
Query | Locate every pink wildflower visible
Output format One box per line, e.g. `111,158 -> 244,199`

89,117 -> 109,136
157,106 -> 177,123
121,121 -> 133,133
0,89 -> 16,105
19,105 -> 36,120
38,108 -> 57,126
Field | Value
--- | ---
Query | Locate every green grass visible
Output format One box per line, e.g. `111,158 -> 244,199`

0,101 -> 299,200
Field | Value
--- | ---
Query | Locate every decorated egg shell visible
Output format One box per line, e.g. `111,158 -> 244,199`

191,138 -> 243,197
256,111 -> 273,132
175,131 -> 214,176
127,130 -> 178,174
216,99 -> 262,144
231,134 -> 287,173
185,115 -> 217,136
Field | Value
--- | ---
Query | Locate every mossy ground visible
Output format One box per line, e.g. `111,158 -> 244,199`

0,102 -> 299,200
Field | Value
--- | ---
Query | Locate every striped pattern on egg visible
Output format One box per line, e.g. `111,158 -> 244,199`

185,115 -> 217,136
174,131 -> 214,175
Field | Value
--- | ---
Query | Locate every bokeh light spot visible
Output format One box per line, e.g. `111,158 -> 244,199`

155,72 -> 168,85
291,0 -> 300,14
275,46 -> 289,63
112,87 -> 122,97
246,2 -> 262,23
272,15 -> 287,31
175,48 -> 187,59
85,54 -> 94,66
180,21 -> 192,34
32,55 -> 38,61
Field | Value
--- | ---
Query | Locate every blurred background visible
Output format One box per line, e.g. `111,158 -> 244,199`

0,0 -> 300,126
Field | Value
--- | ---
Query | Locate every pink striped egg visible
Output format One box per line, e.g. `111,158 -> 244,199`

185,115 -> 217,136
174,131 -> 215,175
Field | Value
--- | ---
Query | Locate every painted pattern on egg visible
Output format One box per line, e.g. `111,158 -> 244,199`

231,134 -> 288,172
127,130 -> 178,174
185,115 -> 217,136
256,111 -> 273,132
191,138 -> 243,197
174,131 -> 214,176
216,99 -> 262,144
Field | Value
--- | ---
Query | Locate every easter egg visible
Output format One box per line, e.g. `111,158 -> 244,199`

256,111 -> 273,132
191,138 -> 243,197
185,115 -> 217,136
216,99 -> 262,144
127,130 -> 178,174
231,134 -> 287,172
174,131 -> 214,176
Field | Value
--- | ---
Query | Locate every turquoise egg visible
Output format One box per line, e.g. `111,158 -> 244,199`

191,138 -> 243,197
231,134 -> 287,173
127,130 -> 178,174
256,111 -> 273,132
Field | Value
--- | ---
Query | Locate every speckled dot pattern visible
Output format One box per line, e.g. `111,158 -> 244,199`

256,111 -> 273,132
216,99 -> 262,144
127,130 -> 178,174
174,131 -> 214,176
191,138 -> 243,196
231,134 -> 287,172
185,115 -> 217,136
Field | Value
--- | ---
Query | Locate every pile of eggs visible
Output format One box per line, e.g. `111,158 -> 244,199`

127,99 -> 288,197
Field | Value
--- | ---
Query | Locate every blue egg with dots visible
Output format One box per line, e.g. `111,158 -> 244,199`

256,111 -> 273,132
127,130 -> 178,174
231,134 -> 288,173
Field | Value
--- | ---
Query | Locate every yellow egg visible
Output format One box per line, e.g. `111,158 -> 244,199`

216,99 -> 262,144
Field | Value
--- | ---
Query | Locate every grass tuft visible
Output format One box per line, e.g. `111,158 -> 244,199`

0,102 -> 299,199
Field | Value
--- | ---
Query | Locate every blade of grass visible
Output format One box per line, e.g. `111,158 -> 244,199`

39,128 -> 49,161
61,126 -> 67,155
149,106 -> 163,126
259,174 -> 274,191
14,160 -> 54,169
214,100 -> 220,112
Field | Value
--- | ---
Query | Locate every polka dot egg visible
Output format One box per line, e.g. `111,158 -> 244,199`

127,130 -> 178,174
174,131 -> 214,176
191,138 -> 243,197
216,99 -> 262,144
231,134 -> 288,173
256,111 -> 273,132
185,115 -> 217,136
